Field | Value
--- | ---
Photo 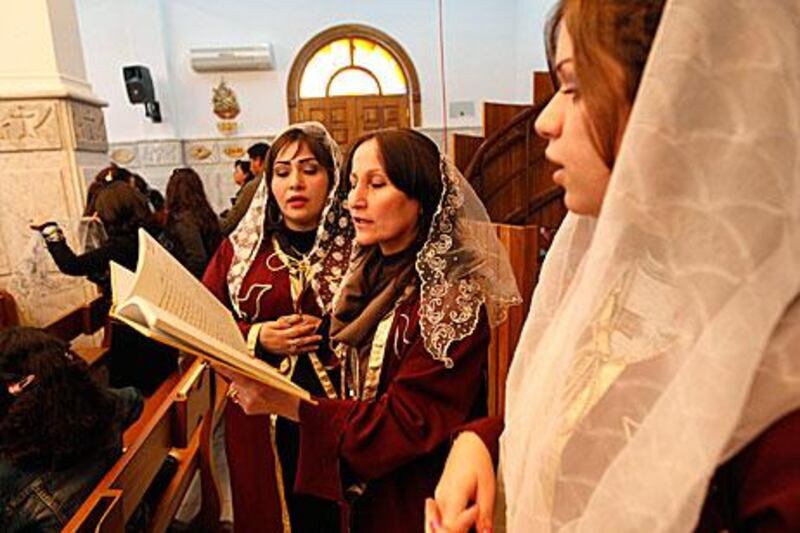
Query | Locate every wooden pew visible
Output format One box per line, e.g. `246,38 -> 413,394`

44,295 -> 111,370
488,224 -> 542,417
0,289 -> 20,328
63,356 -> 222,532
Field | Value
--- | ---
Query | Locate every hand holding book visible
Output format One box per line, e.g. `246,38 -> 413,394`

109,229 -> 312,406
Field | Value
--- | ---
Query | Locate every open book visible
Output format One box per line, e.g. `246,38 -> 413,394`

109,229 -> 310,403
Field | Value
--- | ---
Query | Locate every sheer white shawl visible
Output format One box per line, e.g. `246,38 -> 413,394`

501,0 -> 800,530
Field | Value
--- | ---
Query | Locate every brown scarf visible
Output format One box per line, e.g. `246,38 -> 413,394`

330,245 -> 418,353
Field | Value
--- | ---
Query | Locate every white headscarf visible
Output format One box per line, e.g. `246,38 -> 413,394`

502,0 -> 800,530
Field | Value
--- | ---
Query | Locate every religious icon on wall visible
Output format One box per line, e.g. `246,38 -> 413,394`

213,80 -> 240,135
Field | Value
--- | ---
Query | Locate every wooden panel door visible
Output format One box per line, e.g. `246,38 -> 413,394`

298,97 -> 355,147
296,94 -> 410,151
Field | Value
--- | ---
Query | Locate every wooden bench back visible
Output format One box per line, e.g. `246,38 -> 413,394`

488,224 -> 542,417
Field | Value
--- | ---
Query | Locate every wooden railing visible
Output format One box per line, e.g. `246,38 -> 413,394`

63,357 -> 223,532
463,72 -> 566,228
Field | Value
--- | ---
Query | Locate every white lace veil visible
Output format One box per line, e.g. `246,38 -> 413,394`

225,121 -> 350,317
501,0 -> 800,531
417,156 -> 523,365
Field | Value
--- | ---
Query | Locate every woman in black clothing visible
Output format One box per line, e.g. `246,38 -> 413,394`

33,181 -> 177,393
165,167 -> 222,279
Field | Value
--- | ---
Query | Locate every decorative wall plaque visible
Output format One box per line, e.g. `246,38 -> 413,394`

213,80 -> 240,136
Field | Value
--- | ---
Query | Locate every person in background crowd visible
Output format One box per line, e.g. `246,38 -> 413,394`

164,167 -> 222,279
32,180 -> 178,394
220,142 -> 270,235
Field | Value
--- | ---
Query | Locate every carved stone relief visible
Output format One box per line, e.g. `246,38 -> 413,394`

69,101 -> 108,152
138,141 -> 182,167
0,101 -> 61,152
0,164 -> 92,325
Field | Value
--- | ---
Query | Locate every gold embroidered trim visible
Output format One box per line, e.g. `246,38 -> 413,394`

246,322 -> 263,356
269,415 -> 292,533
271,235 -> 308,305
309,352 -> 338,399
361,311 -> 395,401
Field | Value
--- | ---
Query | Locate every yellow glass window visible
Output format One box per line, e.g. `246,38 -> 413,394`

328,68 -> 380,96
300,37 -> 407,98
299,39 -> 351,98
352,38 -> 407,95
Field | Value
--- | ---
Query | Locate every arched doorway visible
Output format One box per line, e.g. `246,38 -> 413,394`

287,24 -> 422,148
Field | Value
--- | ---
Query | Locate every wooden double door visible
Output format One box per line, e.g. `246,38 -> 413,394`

296,94 -> 410,151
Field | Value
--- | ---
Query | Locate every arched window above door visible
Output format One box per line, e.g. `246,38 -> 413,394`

288,24 -> 422,146
299,38 -> 407,98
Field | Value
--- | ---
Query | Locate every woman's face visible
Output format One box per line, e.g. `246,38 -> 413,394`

535,25 -> 612,217
270,140 -> 330,231
347,138 -> 421,255
233,164 -> 248,186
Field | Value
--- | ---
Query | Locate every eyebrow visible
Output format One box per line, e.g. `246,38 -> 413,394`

275,156 -> 318,165
350,168 -> 386,179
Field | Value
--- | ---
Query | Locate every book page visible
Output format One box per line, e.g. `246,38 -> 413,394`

110,230 -> 310,402
130,230 -> 247,353
110,261 -> 136,306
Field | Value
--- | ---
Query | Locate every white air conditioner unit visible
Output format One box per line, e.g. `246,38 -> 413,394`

190,45 -> 275,72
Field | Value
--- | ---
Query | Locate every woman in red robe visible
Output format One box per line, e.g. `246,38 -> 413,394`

428,1 -> 800,532
221,128 -> 521,532
203,122 -> 351,532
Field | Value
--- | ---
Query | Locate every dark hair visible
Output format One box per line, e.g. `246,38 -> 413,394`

235,159 -> 253,178
247,142 -> 270,162
0,327 -> 118,469
342,128 -> 443,247
93,180 -> 156,237
263,128 -> 336,232
85,165 -> 131,216
547,0 -> 666,166
233,159 -> 252,175
92,164 -> 131,186
165,168 -> 222,250
148,188 -> 165,212
128,173 -> 150,196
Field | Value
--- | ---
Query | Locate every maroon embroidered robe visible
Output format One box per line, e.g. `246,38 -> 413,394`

203,236 -> 339,533
294,295 -> 490,533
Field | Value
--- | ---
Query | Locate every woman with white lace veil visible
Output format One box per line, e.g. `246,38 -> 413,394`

221,128 -> 521,532
428,0 -> 800,531
203,122 -> 351,532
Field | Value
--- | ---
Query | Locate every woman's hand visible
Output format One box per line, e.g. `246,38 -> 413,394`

30,221 -> 65,243
258,314 -> 322,355
217,366 -> 301,421
426,431 -> 496,533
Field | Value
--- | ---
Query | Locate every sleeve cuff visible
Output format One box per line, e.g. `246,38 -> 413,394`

295,397 -> 358,502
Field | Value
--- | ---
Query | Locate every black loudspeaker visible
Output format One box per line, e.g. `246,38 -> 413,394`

123,65 -> 155,104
